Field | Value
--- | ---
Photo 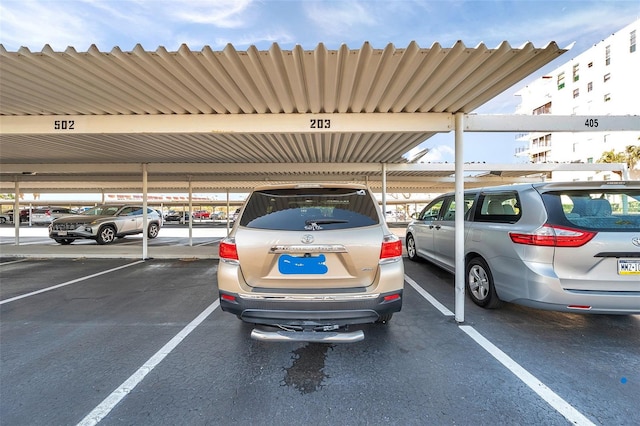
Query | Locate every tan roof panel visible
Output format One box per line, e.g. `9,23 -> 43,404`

0,41 -> 567,190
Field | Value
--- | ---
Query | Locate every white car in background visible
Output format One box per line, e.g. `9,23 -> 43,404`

49,204 -> 162,245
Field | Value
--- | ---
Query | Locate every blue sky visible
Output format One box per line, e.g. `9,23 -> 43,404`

1,0 -> 639,164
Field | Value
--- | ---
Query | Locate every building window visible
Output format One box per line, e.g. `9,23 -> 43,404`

604,93 -> 611,102
605,45 -> 611,65
572,63 -> 579,82
588,61 -> 593,68
557,72 -> 565,90
587,81 -> 593,92
604,73 -> 611,82
532,102 -> 551,115
573,88 -> 579,98
532,134 -> 552,150
587,157 -> 593,164
631,30 -> 637,53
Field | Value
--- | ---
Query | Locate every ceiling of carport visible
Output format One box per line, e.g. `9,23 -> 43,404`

0,41 -> 568,191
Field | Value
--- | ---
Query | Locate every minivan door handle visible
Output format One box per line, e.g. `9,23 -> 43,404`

429,224 -> 441,230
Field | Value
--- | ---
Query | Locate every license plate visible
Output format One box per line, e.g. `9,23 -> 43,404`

278,254 -> 327,275
57,231 -> 67,236
617,259 -> 640,275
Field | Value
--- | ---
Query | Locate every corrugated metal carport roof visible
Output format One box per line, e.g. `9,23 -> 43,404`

0,41 -> 568,192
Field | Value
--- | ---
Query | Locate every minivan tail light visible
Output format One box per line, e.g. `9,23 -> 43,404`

509,224 -> 596,247
380,234 -> 403,259
219,238 -> 239,260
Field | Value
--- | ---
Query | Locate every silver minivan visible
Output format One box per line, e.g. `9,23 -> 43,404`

405,181 -> 640,314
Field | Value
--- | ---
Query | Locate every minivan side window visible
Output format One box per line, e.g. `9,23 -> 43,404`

474,192 -> 521,223
441,195 -> 476,221
420,199 -> 445,221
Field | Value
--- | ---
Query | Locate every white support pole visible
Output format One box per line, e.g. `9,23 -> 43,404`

381,163 -> 387,220
13,180 -> 19,245
226,189 -> 230,235
142,163 -> 148,260
454,113 -> 465,324
188,178 -> 193,246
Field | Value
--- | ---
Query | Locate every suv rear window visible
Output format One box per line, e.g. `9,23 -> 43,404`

543,189 -> 640,231
240,187 -> 380,230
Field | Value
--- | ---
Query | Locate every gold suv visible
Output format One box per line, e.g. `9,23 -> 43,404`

217,183 -> 404,342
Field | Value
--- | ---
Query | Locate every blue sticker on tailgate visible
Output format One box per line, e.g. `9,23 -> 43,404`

278,254 -> 328,275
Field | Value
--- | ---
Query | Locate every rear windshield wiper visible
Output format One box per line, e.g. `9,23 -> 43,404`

305,219 -> 349,225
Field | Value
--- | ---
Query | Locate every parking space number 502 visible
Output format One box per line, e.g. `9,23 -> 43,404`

54,120 -> 75,130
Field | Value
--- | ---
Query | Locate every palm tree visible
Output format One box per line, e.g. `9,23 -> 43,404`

624,144 -> 640,170
598,149 -> 627,177
598,144 -> 640,179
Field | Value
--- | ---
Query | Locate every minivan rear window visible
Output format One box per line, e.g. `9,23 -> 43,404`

543,190 -> 640,231
240,188 -> 379,230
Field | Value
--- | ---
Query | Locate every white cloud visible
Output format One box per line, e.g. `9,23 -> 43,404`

169,0 -> 253,28
418,145 -> 455,163
0,0 -> 96,50
303,1 -> 377,35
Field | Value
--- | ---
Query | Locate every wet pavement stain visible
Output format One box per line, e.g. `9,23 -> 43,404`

282,343 -> 334,394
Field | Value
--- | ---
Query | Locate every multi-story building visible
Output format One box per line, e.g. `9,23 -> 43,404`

514,19 -> 639,180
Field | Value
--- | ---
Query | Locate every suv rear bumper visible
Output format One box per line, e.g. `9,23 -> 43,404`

219,289 -> 402,327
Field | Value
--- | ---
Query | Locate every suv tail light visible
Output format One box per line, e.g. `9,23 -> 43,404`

219,238 -> 239,260
509,224 -> 596,247
380,234 -> 403,260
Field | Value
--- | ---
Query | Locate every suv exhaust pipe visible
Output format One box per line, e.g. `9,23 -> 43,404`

250,328 -> 364,343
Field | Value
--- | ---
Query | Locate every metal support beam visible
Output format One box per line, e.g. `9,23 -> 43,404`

465,114 -> 640,132
381,163 -> 387,218
0,112 -> 453,134
142,163 -> 148,260
454,113 -> 465,324
188,178 -> 193,247
13,180 -> 19,246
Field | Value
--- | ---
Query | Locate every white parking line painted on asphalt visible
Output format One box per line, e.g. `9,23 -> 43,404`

405,273 -> 595,426
0,260 -> 145,305
0,258 -> 28,266
194,239 -> 222,247
76,299 -> 220,426
404,274 -> 454,316
459,326 -> 595,426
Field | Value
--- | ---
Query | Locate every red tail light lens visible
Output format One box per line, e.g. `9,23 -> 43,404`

383,293 -> 401,302
219,238 -> 239,260
509,224 -> 596,247
380,235 -> 403,259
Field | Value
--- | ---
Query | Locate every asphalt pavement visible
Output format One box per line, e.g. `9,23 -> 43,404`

1,253 -> 638,426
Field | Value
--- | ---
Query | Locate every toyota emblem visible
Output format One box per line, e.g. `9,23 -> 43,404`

632,237 -> 640,247
301,234 -> 314,244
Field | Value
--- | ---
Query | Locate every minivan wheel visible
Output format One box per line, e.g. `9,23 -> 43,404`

97,225 -> 116,245
148,222 -> 160,239
466,257 -> 502,309
406,234 -> 418,261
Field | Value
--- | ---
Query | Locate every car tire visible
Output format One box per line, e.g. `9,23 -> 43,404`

97,225 -> 116,245
55,238 -> 74,245
406,234 -> 418,261
375,313 -> 393,324
466,257 -> 502,309
148,222 -> 160,239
